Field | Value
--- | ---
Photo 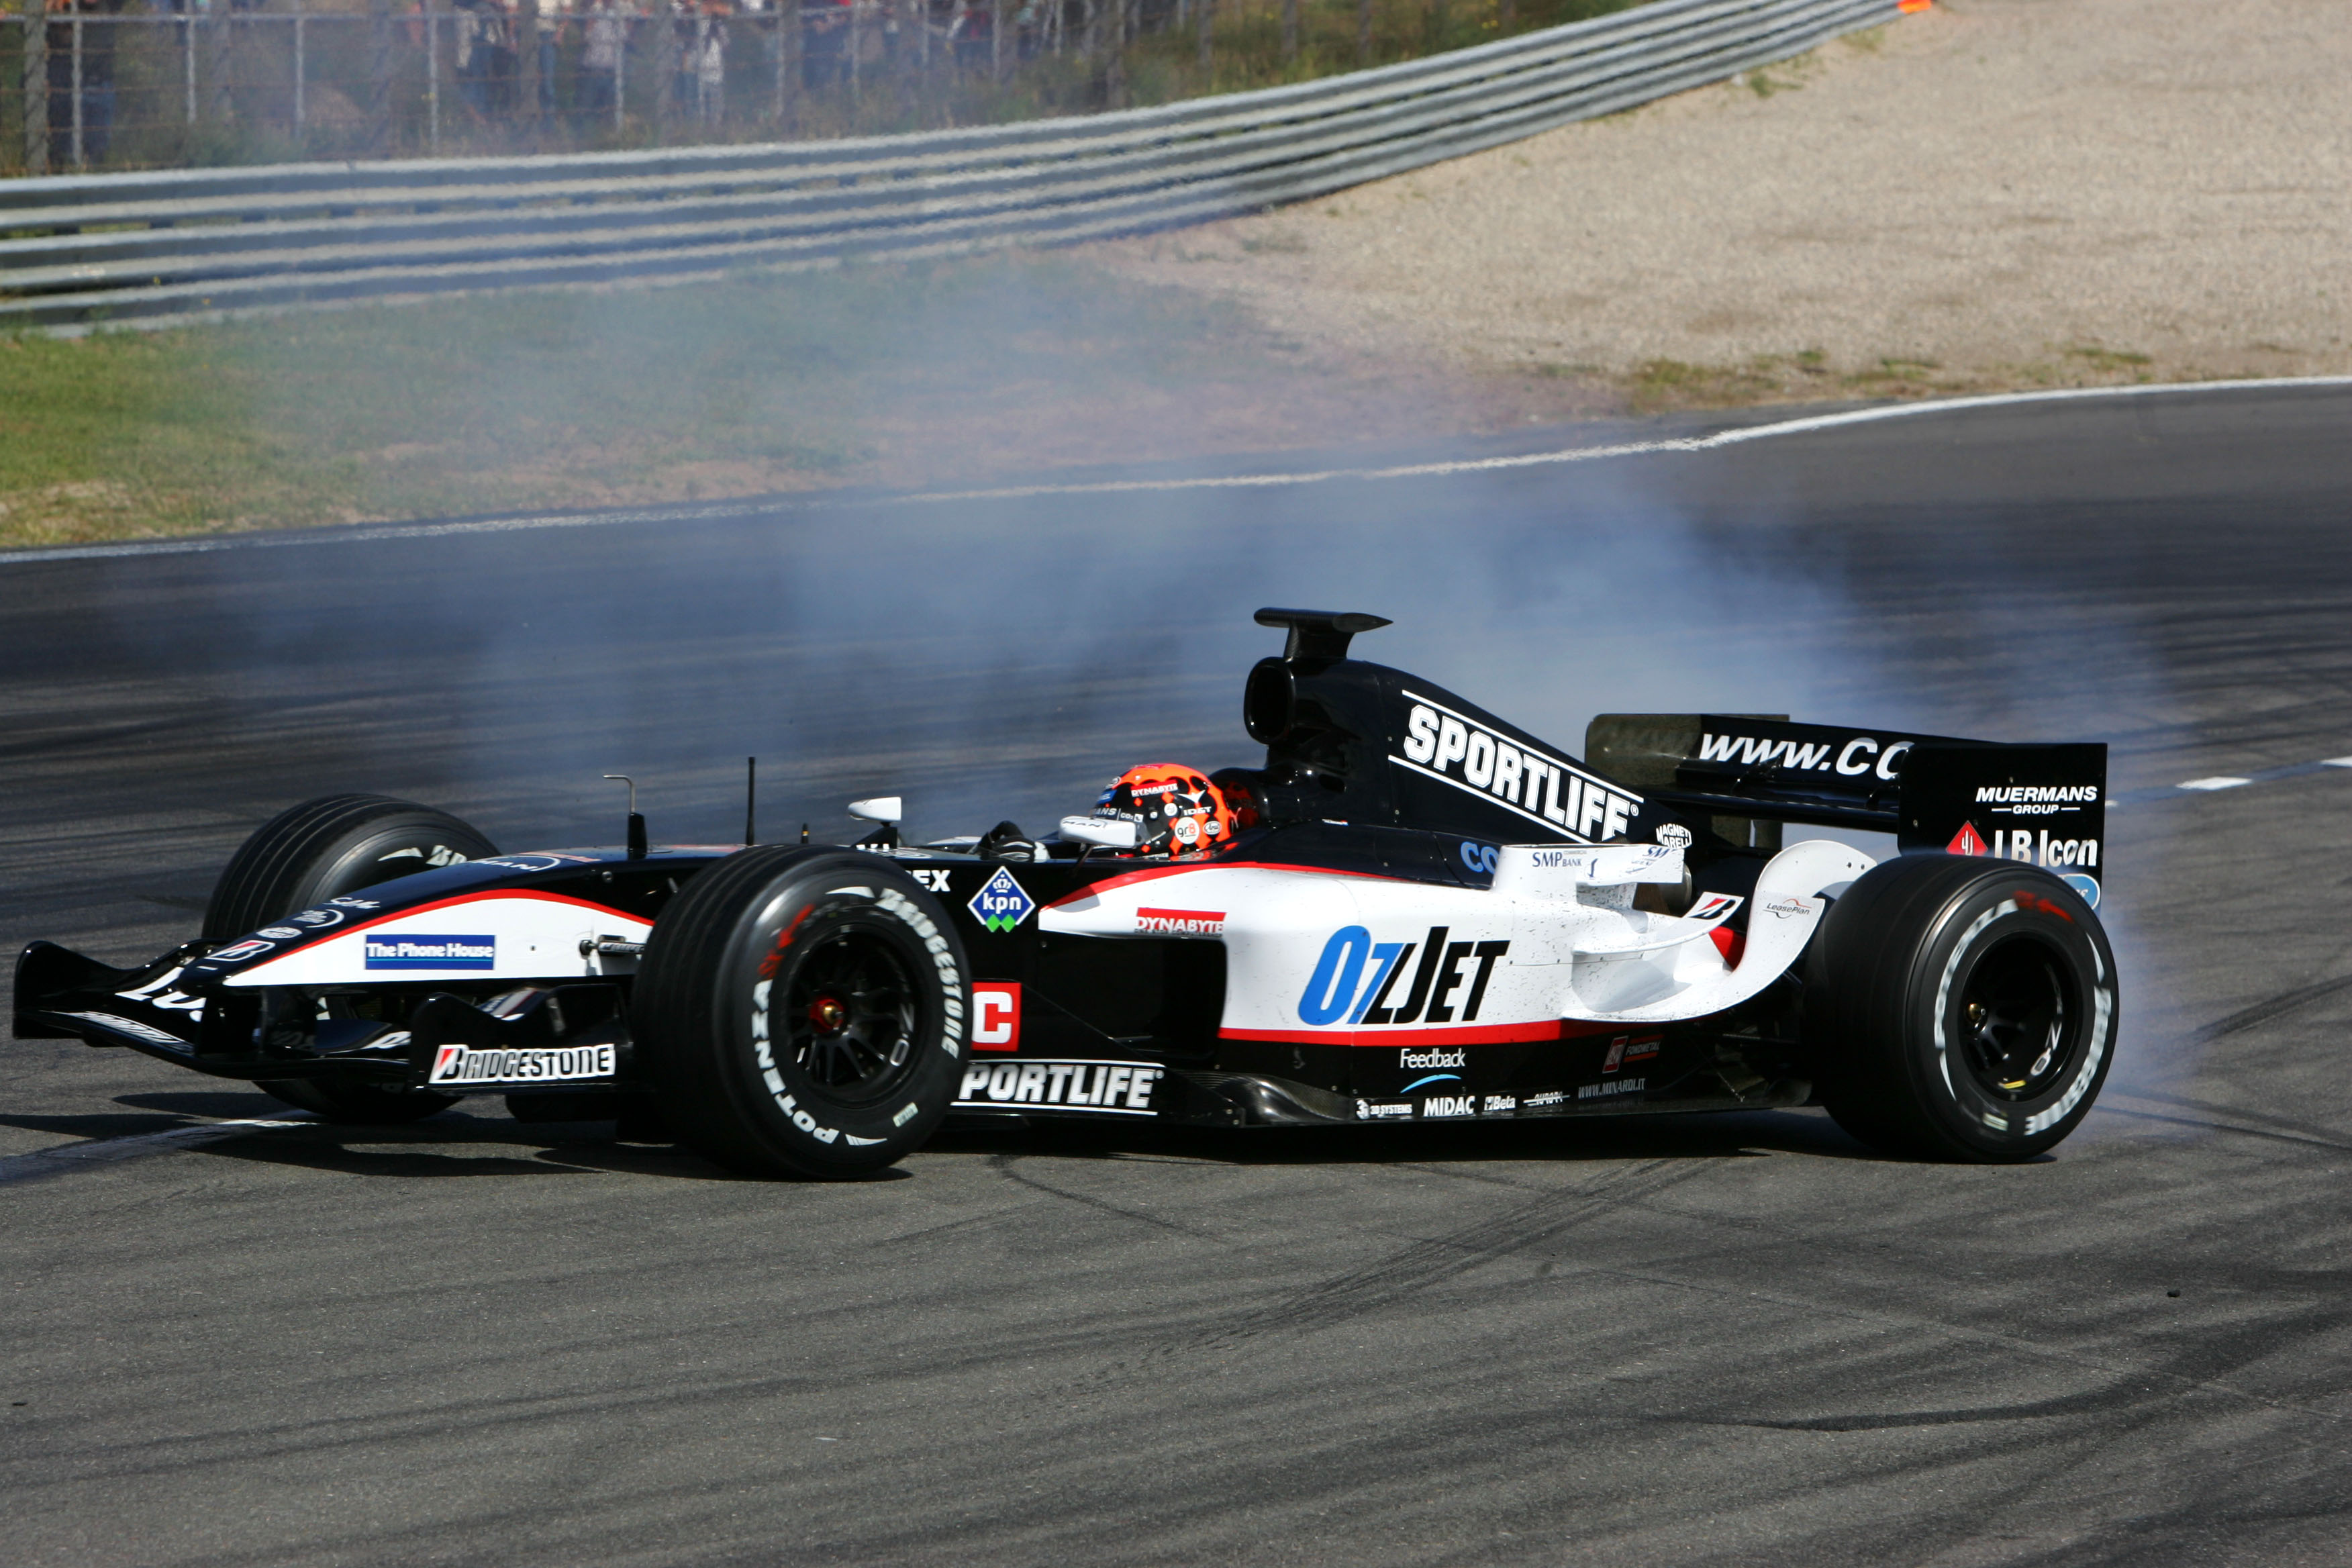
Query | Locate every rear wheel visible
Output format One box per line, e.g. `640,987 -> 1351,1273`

1807,854 -> 2117,1163
207,793 -> 499,1125
632,847 -> 970,1179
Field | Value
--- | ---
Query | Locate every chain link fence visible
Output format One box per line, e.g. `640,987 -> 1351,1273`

1,0 -> 1648,174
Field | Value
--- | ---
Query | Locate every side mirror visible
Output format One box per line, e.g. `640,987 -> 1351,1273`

1059,814 -> 1138,849
848,796 -> 903,825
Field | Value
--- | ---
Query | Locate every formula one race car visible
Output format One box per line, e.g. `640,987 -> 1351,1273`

15,608 -> 2118,1175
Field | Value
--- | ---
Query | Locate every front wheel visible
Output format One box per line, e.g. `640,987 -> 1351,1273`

632,847 -> 971,1179
209,793 -> 499,1124
1807,854 -> 2118,1163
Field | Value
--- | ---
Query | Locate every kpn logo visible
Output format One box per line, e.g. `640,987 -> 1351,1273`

967,867 -> 1036,934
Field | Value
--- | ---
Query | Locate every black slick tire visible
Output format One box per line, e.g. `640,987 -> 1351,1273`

1808,853 -> 2118,1163
632,846 -> 971,1179
207,793 -> 499,1124
205,794 -> 499,942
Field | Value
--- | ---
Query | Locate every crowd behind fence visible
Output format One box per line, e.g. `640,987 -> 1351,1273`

3,0 -> 1638,173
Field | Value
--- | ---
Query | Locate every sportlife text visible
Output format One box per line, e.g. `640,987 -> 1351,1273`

1299,925 -> 1510,1027
958,1061 -> 1163,1112
1398,697 -> 1638,841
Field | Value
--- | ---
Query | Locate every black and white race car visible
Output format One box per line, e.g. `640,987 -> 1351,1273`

15,608 -> 2118,1176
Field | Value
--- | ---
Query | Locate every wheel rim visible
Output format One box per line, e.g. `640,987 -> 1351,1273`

1957,935 -> 2078,1101
783,928 -> 919,1106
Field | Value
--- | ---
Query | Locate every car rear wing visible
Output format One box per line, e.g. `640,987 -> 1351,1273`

1586,714 -> 2107,899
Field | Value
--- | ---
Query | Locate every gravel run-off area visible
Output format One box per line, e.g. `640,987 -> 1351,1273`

1099,0 -> 2351,409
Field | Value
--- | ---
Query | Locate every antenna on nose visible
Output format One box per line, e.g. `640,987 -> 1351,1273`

604,775 -> 647,859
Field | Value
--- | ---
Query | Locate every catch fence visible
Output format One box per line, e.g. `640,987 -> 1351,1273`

1,0 -> 1649,173
0,0 -> 1903,329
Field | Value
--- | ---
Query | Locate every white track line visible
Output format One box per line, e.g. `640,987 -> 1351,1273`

5,375 -> 2350,569
0,1116 -> 313,1187
2175,777 -> 2254,792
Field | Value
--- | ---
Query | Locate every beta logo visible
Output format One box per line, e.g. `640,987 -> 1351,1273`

967,868 -> 1036,934
973,982 -> 1022,1052
1297,926 -> 1511,1028
364,934 -> 495,971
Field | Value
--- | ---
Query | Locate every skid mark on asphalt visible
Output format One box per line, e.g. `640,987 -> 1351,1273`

1067,1159 -> 1712,1400
983,1152 -> 1229,1242
2095,1093 -> 2352,1155
2192,975 -> 2352,1042
0,1115 -> 313,1186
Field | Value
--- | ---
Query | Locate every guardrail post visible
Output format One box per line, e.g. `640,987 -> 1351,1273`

1279,0 -> 1294,63
1195,0 -> 1208,70
1356,0 -> 1369,64
183,5 -> 198,128
20,13 -> 44,175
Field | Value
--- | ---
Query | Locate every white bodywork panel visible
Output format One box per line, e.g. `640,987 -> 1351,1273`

1042,838 -> 1877,1044
220,890 -> 651,987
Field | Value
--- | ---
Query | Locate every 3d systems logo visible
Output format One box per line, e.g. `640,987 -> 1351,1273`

967,868 -> 1036,934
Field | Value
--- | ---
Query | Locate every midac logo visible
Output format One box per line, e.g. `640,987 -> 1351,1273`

967,868 -> 1036,934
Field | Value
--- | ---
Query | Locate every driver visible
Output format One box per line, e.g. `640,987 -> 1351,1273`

1089,764 -> 1255,857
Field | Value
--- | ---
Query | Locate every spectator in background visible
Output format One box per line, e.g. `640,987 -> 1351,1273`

453,0 -> 494,115
671,0 -> 696,110
489,0 -> 520,115
579,0 -> 624,124
694,1 -> 728,126
534,0 -> 566,114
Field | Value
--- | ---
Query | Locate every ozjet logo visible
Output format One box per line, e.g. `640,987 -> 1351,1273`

1297,926 -> 1510,1028
967,868 -> 1036,934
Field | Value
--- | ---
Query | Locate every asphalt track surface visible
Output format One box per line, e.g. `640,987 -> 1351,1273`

5,383 -> 2351,1567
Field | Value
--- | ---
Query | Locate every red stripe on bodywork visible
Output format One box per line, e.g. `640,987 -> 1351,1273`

1219,1018 -> 1627,1047
291,888 -> 638,942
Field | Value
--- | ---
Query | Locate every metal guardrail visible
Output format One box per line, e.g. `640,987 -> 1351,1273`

0,0 -> 1898,330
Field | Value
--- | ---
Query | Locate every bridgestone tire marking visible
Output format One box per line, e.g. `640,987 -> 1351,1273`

1932,893 -> 2109,1141
743,881 -> 965,1153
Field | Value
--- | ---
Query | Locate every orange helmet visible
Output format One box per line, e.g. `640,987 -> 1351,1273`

1092,764 -> 1250,857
